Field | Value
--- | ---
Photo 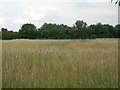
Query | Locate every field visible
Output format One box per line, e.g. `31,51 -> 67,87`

2,39 -> 118,88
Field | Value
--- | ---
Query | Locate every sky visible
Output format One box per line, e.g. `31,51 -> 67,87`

0,0 -> 118,31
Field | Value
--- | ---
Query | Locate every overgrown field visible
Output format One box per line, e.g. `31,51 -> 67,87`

2,39 -> 118,88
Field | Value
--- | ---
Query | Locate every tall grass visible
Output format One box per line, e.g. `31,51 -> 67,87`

2,39 -> 118,88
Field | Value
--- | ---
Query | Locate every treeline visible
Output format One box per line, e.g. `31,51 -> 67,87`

0,20 -> 120,40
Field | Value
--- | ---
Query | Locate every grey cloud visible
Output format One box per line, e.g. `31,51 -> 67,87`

0,1 -> 118,31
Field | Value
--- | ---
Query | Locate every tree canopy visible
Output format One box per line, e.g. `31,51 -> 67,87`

0,20 -> 119,40
111,0 -> 120,6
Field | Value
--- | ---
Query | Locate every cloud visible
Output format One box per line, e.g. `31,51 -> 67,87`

0,17 -> 5,25
22,4 -> 61,21
0,0 -> 118,31
0,0 -> 110,3
13,18 -> 31,24
0,20 -> 4,28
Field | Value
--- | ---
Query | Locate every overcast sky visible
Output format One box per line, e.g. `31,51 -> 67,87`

0,0 -> 118,31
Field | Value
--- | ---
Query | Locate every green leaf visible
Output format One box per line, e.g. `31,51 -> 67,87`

115,1 -> 118,4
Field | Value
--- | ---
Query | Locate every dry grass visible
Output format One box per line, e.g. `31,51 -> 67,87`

2,39 -> 118,88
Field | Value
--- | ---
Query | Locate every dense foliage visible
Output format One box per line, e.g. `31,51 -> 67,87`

0,20 -> 120,40
111,0 -> 120,6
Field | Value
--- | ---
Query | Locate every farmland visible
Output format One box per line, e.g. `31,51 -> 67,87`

2,39 -> 118,88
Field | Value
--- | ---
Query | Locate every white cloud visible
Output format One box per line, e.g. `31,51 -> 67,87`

0,17 -> 5,25
13,18 -> 31,24
0,0 -> 118,31
0,0 -> 110,3
22,5 -> 61,21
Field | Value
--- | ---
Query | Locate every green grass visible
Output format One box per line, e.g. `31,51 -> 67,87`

2,39 -> 118,88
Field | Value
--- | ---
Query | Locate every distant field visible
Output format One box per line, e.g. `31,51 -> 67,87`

2,39 -> 118,88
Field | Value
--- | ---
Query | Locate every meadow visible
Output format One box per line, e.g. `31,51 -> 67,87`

2,39 -> 118,88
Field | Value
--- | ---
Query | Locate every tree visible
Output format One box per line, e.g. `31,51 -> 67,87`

75,20 -> 87,39
19,23 -> 37,39
39,23 -> 58,39
91,23 -> 111,38
114,24 -> 120,38
111,0 -> 120,6
86,25 -> 96,39
1,28 -> 8,40
1,28 -> 8,32
1,28 -> 19,40
57,24 -> 70,39
1,20 -> 119,40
